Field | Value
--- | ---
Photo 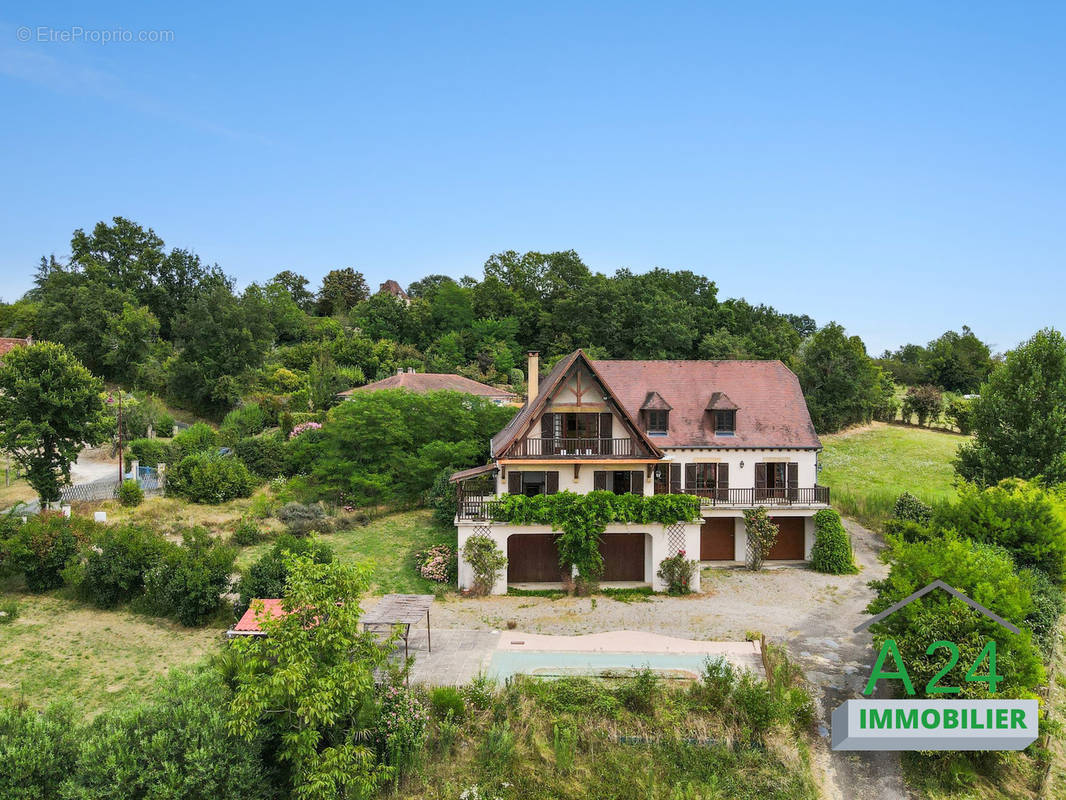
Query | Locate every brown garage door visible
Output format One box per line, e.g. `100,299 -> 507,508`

767,517 -> 805,560
507,534 -> 562,582
701,518 -> 736,560
599,533 -> 645,581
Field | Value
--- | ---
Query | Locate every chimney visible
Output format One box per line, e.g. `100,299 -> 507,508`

527,351 -> 539,404
396,368 -> 404,376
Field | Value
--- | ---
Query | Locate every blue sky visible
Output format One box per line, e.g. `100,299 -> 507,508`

1,2 -> 1063,355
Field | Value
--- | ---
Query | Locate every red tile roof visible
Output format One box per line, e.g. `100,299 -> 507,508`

232,598 -> 286,633
339,372 -> 517,399
591,359 -> 821,449
0,338 -> 30,358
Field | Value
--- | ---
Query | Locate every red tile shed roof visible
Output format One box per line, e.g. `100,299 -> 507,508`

339,373 -> 517,399
591,359 -> 821,450
232,599 -> 286,633
0,338 -> 30,358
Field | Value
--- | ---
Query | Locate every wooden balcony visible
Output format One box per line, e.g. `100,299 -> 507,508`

507,437 -> 634,458
455,486 -> 831,521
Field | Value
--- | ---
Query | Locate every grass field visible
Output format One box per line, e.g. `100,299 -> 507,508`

235,509 -> 456,594
0,593 -> 220,716
820,422 -> 966,529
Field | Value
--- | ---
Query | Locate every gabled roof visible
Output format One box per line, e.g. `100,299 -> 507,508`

230,598 -> 285,635
640,391 -> 673,411
490,350 -> 663,459
340,372 -> 516,399
706,392 -> 738,411
591,359 -> 820,449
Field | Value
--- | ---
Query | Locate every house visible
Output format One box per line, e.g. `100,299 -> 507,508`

339,369 -> 518,406
0,337 -> 31,359
451,350 -> 830,594
377,279 -> 411,305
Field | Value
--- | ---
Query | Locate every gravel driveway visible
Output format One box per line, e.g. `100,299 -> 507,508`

427,518 -> 911,799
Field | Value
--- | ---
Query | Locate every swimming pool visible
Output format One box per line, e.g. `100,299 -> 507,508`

487,649 -> 720,681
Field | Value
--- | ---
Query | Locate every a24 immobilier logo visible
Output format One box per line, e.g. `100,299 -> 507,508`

832,580 -> 1038,751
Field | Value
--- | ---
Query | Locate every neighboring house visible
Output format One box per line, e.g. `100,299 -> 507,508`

338,368 -> 518,406
451,350 -> 830,594
0,337 -> 31,360
377,279 -> 411,304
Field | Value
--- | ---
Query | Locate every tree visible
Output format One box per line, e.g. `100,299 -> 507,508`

955,328 -> 1066,485
308,350 -> 344,411
921,326 -> 993,394
102,302 -> 161,386
0,342 -> 110,504
228,554 -> 390,800
271,269 -> 316,312
316,267 -> 369,316
900,384 -> 942,427
795,322 -> 888,433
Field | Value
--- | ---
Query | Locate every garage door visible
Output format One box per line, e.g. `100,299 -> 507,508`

599,533 -> 645,581
507,534 -> 562,582
767,517 -> 805,560
700,518 -> 736,560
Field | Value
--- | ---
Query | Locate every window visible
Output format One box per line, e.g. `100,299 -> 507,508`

647,409 -> 669,434
684,462 -> 730,500
689,463 -> 718,490
714,410 -> 736,435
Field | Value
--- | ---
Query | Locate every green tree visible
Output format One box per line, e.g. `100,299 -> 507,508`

921,326 -> 993,394
308,349 -> 345,411
103,302 -> 161,386
795,322 -> 887,433
271,269 -> 316,312
228,554 -> 390,800
0,342 -> 110,504
316,267 -> 369,316
955,328 -> 1066,485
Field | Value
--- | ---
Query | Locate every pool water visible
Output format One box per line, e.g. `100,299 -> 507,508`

488,650 -> 719,681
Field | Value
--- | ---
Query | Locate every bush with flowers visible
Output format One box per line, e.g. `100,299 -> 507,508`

656,550 -> 698,595
376,681 -> 428,777
415,544 -> 453,583
288,421 -> 322,439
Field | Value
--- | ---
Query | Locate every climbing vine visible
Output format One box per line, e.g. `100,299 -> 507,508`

490,491 -> 702,585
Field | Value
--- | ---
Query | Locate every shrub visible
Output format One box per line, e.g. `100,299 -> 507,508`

220,403 -> 268,443
0,597 -> 17,623
0,703 -> 81,800
118,478 -> 144,507
167,452 -> 255,504
376,682 -> 429,777
236,534 -> 333,613
416,544 -> 452,583
0,514 -> 93,591
614,667 -> 659,715
656,550 -> 698,594
428,686 -> 466,720
809,509 -> 857,574
69,524 -> 168,608
428,467 -> 459,526
143,528 -> 236,626
934,479 -> 1066,584
289,420 -> 322,439
276,501 -> 326,536
742,507 -> 778,570
902,384 -> 943,427
155,413 -> 175,438
233,434 -> 286,478
126,437 -> 171,468
893,491 -> 933,524
691,657 -> 737,707
231,519 -> 263,546
462,534 -> 507,595
945,396 -> 976,435
170,421 -> 219,461
1023,567 -> 1064,657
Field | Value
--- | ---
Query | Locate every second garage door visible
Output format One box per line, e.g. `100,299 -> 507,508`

700,518 -> 736,560
599,533 -> 646,581
767,517 -> 805,560
507,534 -> 562,582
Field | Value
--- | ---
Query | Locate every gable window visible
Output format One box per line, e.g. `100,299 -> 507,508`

714,410 -> 736,435
647,409 -> 669,435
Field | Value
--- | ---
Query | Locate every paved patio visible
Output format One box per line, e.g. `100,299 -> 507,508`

401,628 -> 500,685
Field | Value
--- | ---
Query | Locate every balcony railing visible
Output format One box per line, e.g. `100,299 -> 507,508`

455,486 -> 831,520
507,437 -> 634,457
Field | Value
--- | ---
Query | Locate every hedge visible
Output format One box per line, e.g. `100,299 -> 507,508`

167,452 -> 255,504
809,508 -> 858,574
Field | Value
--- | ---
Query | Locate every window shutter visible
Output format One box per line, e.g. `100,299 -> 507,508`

669,464 -> 681,493
630,470 -> 644,496
717,463 -> 729,488
787,462 -> 798,488
599,412 -> 612,438
508,472 -> 522,494
593,471 -> 607,491
755,463 -> 767,489
541,413 -> 553,438
685,464 -> 697,490
546,471 -> 559,494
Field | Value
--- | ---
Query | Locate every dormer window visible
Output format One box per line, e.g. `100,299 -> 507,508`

714,410 -> 736,434
647,409 -> 669,434
640,391 -> 672,436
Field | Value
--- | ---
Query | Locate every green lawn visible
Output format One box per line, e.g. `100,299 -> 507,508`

820,422 -> 966,529
235,509 -> 457,594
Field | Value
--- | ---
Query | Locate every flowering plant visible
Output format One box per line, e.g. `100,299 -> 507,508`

289,421 -> 322,439
415,544 -> 452,583
377,682 -> 428,773
657,551 -> 698,595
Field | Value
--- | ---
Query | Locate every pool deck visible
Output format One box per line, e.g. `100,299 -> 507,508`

401,628 -> 761,686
